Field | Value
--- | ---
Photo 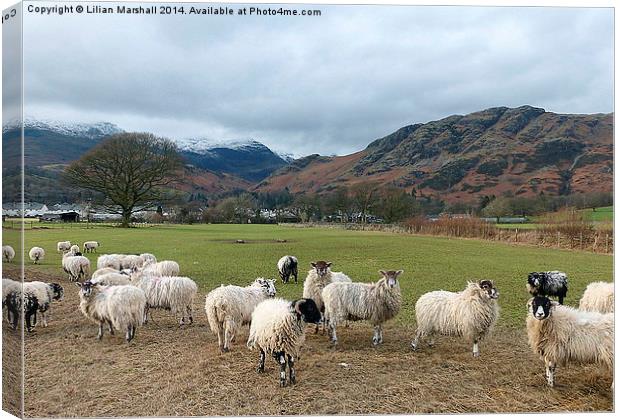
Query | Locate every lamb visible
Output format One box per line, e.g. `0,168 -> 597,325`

578,282 -> 614,314
22,281 -> 64,327
142,260 -> 180,277
29,247 -> 45,264
526,295 -> 613,387
323,270 -> 403,346
83,241 -> 100,253
2,245 -> 15,263
302,261 -> 352,331
277,256 -> 298,284
527,271 -> 568,304
411,280 -> 500,357
62,250 -> 91,281
247,297 -> 322,387
140,253 -> 157,266
131,271 -> 197,325
205,278 -> 277,352
5,290 -> 39,332
77,281 -> 146,342
70,244 -> 80,254
57,241 -> 72,253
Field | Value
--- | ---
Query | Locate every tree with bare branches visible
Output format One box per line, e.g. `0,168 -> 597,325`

63,132 -> 183,227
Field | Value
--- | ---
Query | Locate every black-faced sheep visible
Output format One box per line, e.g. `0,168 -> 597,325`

411,280 -> 500,357
526,296 -> 613,388
277,256 -> 298,284
527,271 -> 568,304
323,270 -> 403,346
205,278 -> 277,353
247,297 -> 322,387
77,281 -> 146,342
23,281 -> 64,327
578,282 -> 614,314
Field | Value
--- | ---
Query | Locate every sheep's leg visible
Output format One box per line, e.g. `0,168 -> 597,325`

411,329 -> 424,351
372,325 -> 383,345
328,321 -> 338,345
558,295 -> 564,305
275,352 -> 287,387
126,325 -> 133,343
187,305 -> 193,324
26,312 -> 34,333
143,306 -> 149,324
223,318 -> 235,352
108,321 -> 115,335
42,311 -> 48,327
545,360 -> 556,387
294,273 -> 298,284
256,349 -> 266,373
472,340 -> 480,357
131,325 -> 136,340
288,355 -> 296,385
97,322 -> 104,340
216,325 -> 225,353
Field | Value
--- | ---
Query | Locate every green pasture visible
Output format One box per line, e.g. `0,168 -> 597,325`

1,223 -> 613,329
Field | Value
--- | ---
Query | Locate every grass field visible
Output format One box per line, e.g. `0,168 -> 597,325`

2,223 -> 613,328
582,206 -> 614,222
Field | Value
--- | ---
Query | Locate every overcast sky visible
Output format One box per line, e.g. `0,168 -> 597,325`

21,3 -> 613,156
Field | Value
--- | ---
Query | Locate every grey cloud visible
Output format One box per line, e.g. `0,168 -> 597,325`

22,3 -> 613,156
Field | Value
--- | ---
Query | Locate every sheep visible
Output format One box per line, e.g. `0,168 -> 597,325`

5,290 -> 39,332
205,278 -> 277,353
277,255 -> 298,284
97,254 -> 123,271
526,295 -> 613,388
91,272 -> 132,287
578,282 -> 614,314
302,261 -> 352,332
70,244 -> 80,254
22,281 -> 64,327
2,245 -> 15,263
120,255 -> 145,271
140,253 -> 157,266
77,281 -> 146,342
131,271 -> 197,325
142,260 -> 180,277
247,297 -> 322,387
91,267 -> 122,279
28,247 -> 45,264
83,241 -> 100,253
411,280 -> 500,357
323,270 -> 403,346
3,278 -> 21,323
57,241 -> 72,253
62,251 -> 91,281
527,271 -> 568,304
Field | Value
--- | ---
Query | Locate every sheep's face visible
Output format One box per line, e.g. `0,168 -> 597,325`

255,278 -> 277,297
380,270 -> 403,288
527,272 -> 543,288
479,280 -> 499,299
50,283 -> 64,301
293,298 -> 322,324
528,296 -> 555,320
77,281 -> 95,298
311,261 -> 332,277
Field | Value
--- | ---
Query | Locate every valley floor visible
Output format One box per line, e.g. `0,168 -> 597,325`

2,267 -> 613,417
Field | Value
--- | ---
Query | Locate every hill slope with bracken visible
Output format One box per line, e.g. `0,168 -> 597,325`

255,106 -> 613,202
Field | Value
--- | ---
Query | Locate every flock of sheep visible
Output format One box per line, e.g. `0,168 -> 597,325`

1,242 -> 615,389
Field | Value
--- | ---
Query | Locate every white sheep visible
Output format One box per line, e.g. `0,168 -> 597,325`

62,251 -> 91,281
77,281 -> 146,342
28,247 -> 45,264
22,281 -> 64,327
411,280 -> 500,357
303,261 -> 352,331
83,241 -> 100,253
578,282 -> 614,314
323,270 -> 403,346
205,278 -> 277,353
91,272 -> 132,287
70,244 -> 80,254
527,296 -> 613,387
57,241 -> 72,253
97,254 -> 123,270
2,245 -> 15,263
91,267 -> 121,279
120,255 -> 145,271
140,253 -> 157,266
131,271 -> 197,325
277,255 -> 298,284
142,260 -> 180,277
247,297 -> 322,387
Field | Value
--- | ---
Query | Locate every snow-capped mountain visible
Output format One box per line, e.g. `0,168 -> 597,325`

3,117 -> 123,139
177,137 -> 274,154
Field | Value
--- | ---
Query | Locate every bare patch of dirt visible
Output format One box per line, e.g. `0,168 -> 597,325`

2,267 -> 613,417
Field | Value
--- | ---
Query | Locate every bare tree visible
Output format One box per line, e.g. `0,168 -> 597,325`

63,132 -> 183,227
351,182 -> 380,224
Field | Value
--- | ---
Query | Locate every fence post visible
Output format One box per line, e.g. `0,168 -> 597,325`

579,232 -> 583,249
514,229 -> 518,242
557,231 -> 560,248
606,234 -> 609,254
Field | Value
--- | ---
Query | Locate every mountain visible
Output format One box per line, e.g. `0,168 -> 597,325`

178,138 -> 288,182
256,106 -> 613,202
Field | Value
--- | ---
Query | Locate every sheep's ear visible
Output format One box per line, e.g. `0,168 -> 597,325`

379,270 -> 387,277
526,297 -> 534,308
395,270 -> 403,276
326,262 -> 332,267
310,262 -> 316,268
74,282 -> 82,288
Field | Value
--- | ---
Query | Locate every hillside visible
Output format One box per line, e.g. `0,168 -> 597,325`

256,106 -> 613,202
